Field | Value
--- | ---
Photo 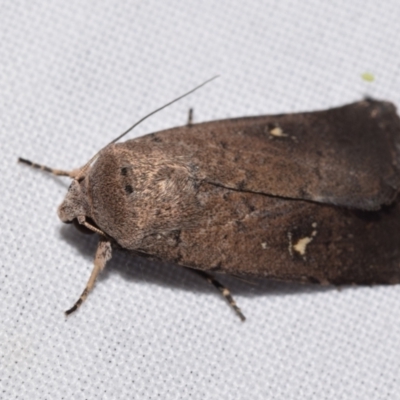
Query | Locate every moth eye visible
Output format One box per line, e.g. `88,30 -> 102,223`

125,184 -> 133,194
121,167 -> 128,176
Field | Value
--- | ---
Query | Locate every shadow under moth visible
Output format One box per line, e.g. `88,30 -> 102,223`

19,81 -> 400,321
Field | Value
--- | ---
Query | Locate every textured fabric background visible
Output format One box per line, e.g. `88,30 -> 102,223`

1,1 -> 400,399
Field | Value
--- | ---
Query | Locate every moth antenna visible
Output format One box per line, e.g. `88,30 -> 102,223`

75,75 -> 219,180
18,157 -> 79,179
109,76 -> 219,145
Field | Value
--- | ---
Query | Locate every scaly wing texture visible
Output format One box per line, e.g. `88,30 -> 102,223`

134,99 -> 400,210
138,182 -> 400,284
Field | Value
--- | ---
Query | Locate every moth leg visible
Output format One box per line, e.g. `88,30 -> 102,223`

65,237 -> 112,316
77,215 -> 107,237
187,108 -> 193,127
18,157 -> 80,178
190,269 -> 246,321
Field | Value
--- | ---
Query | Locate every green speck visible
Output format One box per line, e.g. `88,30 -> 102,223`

361,72 -> 375,82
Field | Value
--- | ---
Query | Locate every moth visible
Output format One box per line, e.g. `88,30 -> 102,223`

19,81 -> 400,321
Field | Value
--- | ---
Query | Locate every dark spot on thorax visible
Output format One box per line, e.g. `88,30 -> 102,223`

125,185 -> 133,194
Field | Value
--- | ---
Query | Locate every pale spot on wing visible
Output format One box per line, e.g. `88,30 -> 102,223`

289,223 -> 318,259
269,126 -> 288,137
293,236 -> 314,256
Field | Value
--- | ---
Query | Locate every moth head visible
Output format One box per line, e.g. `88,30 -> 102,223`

58,179 -> 84,221
57,177 -> 94,234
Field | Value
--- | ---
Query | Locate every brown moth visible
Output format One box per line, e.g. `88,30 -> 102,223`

19,84 -> 400,321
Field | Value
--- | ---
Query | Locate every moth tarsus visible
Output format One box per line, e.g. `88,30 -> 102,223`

65,304 -> 78,316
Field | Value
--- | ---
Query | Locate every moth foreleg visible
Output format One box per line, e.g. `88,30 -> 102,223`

65,237 -> 112,316
18,157 -> 80,178
190,269 -> 246,321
